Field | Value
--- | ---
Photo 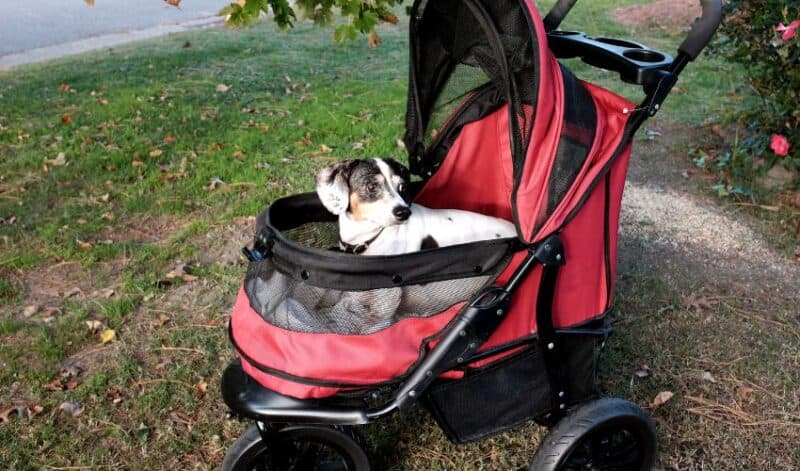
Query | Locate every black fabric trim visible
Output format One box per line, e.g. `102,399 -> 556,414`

603,171 -> 612,306
259,192 -> 521,291
510,0 -> 541,242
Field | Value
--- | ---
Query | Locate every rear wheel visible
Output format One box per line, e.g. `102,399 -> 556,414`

222,423 -> 371,471
530,398 -> 657,471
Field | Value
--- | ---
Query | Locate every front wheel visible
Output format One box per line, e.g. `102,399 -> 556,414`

221,423 -> 371,471
530,398 -> 657,471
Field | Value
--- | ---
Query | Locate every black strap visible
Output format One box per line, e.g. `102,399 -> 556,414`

339,227 -> 385,254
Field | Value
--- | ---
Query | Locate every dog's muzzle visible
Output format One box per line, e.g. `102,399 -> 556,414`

393,206 -> 411,221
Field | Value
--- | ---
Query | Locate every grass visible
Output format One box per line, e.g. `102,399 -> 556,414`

1,1 -> 798,469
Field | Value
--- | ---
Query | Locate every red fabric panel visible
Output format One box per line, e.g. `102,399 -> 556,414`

230,288 -> 463,398
415,106 -> 514,220
604,144 -> 632,307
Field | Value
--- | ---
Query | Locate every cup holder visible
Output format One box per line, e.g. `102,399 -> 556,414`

623,49 -> 667,63
595,37 -> 642,48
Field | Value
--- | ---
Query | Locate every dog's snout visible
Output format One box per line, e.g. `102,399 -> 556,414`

393,206 -> 411,221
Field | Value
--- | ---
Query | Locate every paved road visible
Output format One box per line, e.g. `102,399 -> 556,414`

0,0 -> 224,56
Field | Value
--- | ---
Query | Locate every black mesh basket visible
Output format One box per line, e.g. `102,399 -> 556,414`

244,192 -> 519,336
422,325 -> 608,444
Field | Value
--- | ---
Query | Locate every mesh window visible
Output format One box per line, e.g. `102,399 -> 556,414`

245,257 -> 492,335
282,221 -> 340,251
544,66 -> 598,218
407,0 -> 538,178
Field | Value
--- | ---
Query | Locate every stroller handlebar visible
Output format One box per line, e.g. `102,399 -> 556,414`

678,0 -> 723,60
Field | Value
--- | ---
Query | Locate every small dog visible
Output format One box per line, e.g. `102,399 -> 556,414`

315,158 -> 516,255
257,158 -> 516,334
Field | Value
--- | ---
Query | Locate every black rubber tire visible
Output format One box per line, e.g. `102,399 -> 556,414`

530,398 -> 657,471
221,423 -> 371,471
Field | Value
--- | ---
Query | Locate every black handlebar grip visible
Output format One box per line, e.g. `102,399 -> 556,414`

678,0 -> 723,60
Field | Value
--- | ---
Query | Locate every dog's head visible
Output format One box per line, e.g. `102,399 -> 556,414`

316,158 -> 412,226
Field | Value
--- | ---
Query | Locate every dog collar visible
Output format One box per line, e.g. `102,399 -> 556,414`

340,227 -> 385,254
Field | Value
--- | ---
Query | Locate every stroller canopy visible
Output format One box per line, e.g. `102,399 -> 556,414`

404,0 -> 631,243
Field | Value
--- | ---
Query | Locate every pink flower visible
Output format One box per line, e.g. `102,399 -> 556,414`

770,134 -> 790,157
776,20 -> 800,41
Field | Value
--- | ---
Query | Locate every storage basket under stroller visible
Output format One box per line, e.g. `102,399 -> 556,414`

222,0 -> 722,468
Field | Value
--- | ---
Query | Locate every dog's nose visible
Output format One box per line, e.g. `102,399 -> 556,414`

393,206 -> 411,221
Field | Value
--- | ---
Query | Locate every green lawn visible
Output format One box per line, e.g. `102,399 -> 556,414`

1,1 -> 797,470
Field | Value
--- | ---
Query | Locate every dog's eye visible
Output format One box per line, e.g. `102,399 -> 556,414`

397,183 -> 406,194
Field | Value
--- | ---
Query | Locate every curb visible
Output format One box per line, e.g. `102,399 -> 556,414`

0,16 -> 223,71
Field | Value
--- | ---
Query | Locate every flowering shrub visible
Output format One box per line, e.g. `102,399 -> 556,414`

718,1 -> 799,177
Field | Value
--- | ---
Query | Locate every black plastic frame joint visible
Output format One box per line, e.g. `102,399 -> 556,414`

644,70 -> 678,117
533,234 -> 566,266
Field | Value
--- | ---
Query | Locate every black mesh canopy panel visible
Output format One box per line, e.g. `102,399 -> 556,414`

404,0 -> 539,179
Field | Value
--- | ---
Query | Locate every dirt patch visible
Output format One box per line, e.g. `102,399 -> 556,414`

191,216 -> 255,267
13,257 -> 128,309
614,0 -> 701,32
101,213 -> 187,244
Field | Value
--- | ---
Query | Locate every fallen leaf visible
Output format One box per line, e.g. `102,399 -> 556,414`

166,263 -> 199,282
382,13 -> 399,24
99,329 -> 116,344
701,371 -> 717,383
101,212 -> 114,222
194,380 -> 208,397
63,287 -> 81,299
319,144 -> 332,154
106,387 -> 123,404
57,401 -> 84,418
682,292 -> 716,313
0,406 -> 28,423
58,83 -> 71,92
651,391 -> 674,408
30,405 -> 44,416
40,306 -> 62,318
157,314 -> 171,327
163,134 -> 176,145
232,150 -> 246,159
46,378 -> 66,391
395,139 -> 406,149
149,149 -> 163,158
368,31 -> 381,48
85,320 -> 103,334
98,288 -> 115,298
76,239 -> 93,251
23,305 -> 39,318
98,98 -> 109,106
634,365 -> 650,379
164,0 -> 182,7
216,83 -> 230,93
207,177 -> 226,192
352,141 -> 365,151
61,114 -> 73,125
736,386 -> 755,402
46,152 -> 67,166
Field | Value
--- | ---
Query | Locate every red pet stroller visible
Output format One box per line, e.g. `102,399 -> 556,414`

221,0 -> 722,469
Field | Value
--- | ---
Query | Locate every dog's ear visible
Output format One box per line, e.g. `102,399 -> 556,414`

316,160 -> 357,215
383,158 -> 411,182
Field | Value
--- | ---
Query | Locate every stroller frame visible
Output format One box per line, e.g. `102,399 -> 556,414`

220,1 -> 723,469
